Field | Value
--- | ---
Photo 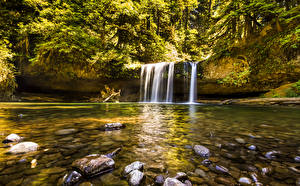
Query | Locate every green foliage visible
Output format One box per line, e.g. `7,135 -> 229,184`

286,80 -> 300,97
0,42 -> 17,99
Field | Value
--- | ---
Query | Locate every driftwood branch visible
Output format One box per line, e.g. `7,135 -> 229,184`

103,89 -> 121,102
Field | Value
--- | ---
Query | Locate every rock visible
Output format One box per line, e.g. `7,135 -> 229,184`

215,177 -> 234,185
201,159 -> 212,166
55,129 -> 78,136
163,178 -> 185,186
265,150 -> 281,159
2,134 -> 23,143
8,142 -> 39,154
261,167 -> 272,175
105,147 -> 121,158
174,172 -> 188,181
128,170 -> 144,186
194,145 -> 210,157
294,156 -> 300,163
210,165 -> 229,174
189,177 -> 204,184
124,161 -> 144,175
72,154 -> 114,176
63,170 -> 82,186
238,177 -> 252,185
184,180 -> 192,186
246,144 -> 256,151
235,138 -> 245,144
155,175 -> 165,185
103,123 -> 125,131
194,169 -> 206,178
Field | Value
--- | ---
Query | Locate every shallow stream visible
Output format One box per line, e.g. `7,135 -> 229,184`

0,102 -> 299,185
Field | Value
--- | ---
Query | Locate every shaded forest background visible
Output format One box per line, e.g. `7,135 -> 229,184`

0,0 -> 299,99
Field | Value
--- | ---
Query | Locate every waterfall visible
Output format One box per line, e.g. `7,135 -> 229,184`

189,62 -> 198,103
166,62 -> 174,102
140,62 -> 174,102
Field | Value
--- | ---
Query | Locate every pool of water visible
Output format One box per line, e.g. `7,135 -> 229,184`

0,102 -> 299,185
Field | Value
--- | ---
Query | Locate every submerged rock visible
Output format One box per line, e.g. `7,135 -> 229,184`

63,148 -> 121,185
210,165 -> 229,174
201,159 -> 212,166
294,156 -> 300,163
124,161 -> 144,175
235,138 -> 245,144
55,129 -> 78,136
264,150 -> 281,160
2,133 -> 23,143
194,169 -> 206,178
8,142 -> 38,154
194,145 -> 210,157
72,154 -> 115,176
238,177 -> 252,185
63,170 -> 82,186
246,144 -> 256,151
102,123 -> 125,131
155,175 -> 165,185
128,170 -> 144,186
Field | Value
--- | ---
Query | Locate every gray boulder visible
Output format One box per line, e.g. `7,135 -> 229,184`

124,161 -> 144,175
128,170 -> 144,186
8,142 -> 38,154
194,145 -> 210,157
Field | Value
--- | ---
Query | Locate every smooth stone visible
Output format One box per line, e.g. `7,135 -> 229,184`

155,175 -> 165,185
72,154 -> 114,176
246,144 -> 256,151
265,150 -> 280,159
194,169 -> 206,178
55,129 -> 78,136
63,170 -> 82,186
238,177 -> 252,185
104,123 -> 125,130
2,134 -> 23,143
250,172 -> 259,183
189,177 -> 204,184
235,138 -> 245,144
210,165 -> 229,174
261,167 -> 272,175
128,170 -> 144,186
202,159 -> 212,166
215,177 -> 234,185
124,161 -> 144,175
8,142 -> 39,154
194,145 -> 210,157
174,172 -> 188,181
294,156 -> 300,163
163,178 -> 185,186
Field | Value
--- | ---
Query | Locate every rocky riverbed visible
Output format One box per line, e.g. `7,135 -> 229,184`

0,102 -> 299,185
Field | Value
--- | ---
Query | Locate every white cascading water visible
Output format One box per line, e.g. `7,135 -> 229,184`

166,62 -> 174,102
140,62 -> 174,102
189,62 -> 198,103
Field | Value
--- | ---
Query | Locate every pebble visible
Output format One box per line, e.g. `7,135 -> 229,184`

246,144 -> 256,151
235,138 -> 245,144
194,169 -> 206,178
201,159 -> 212,166
265,150 -> 280,159
238,177 -> 252,185
189,177 -> 204,184
294,156 -> 300,163
163,178 -> 185,186
194,145 -> 210,157
215,177 -> 234,185
2,134 -> 23,143
155,175 -> 165,185
55,129 -> 78,136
